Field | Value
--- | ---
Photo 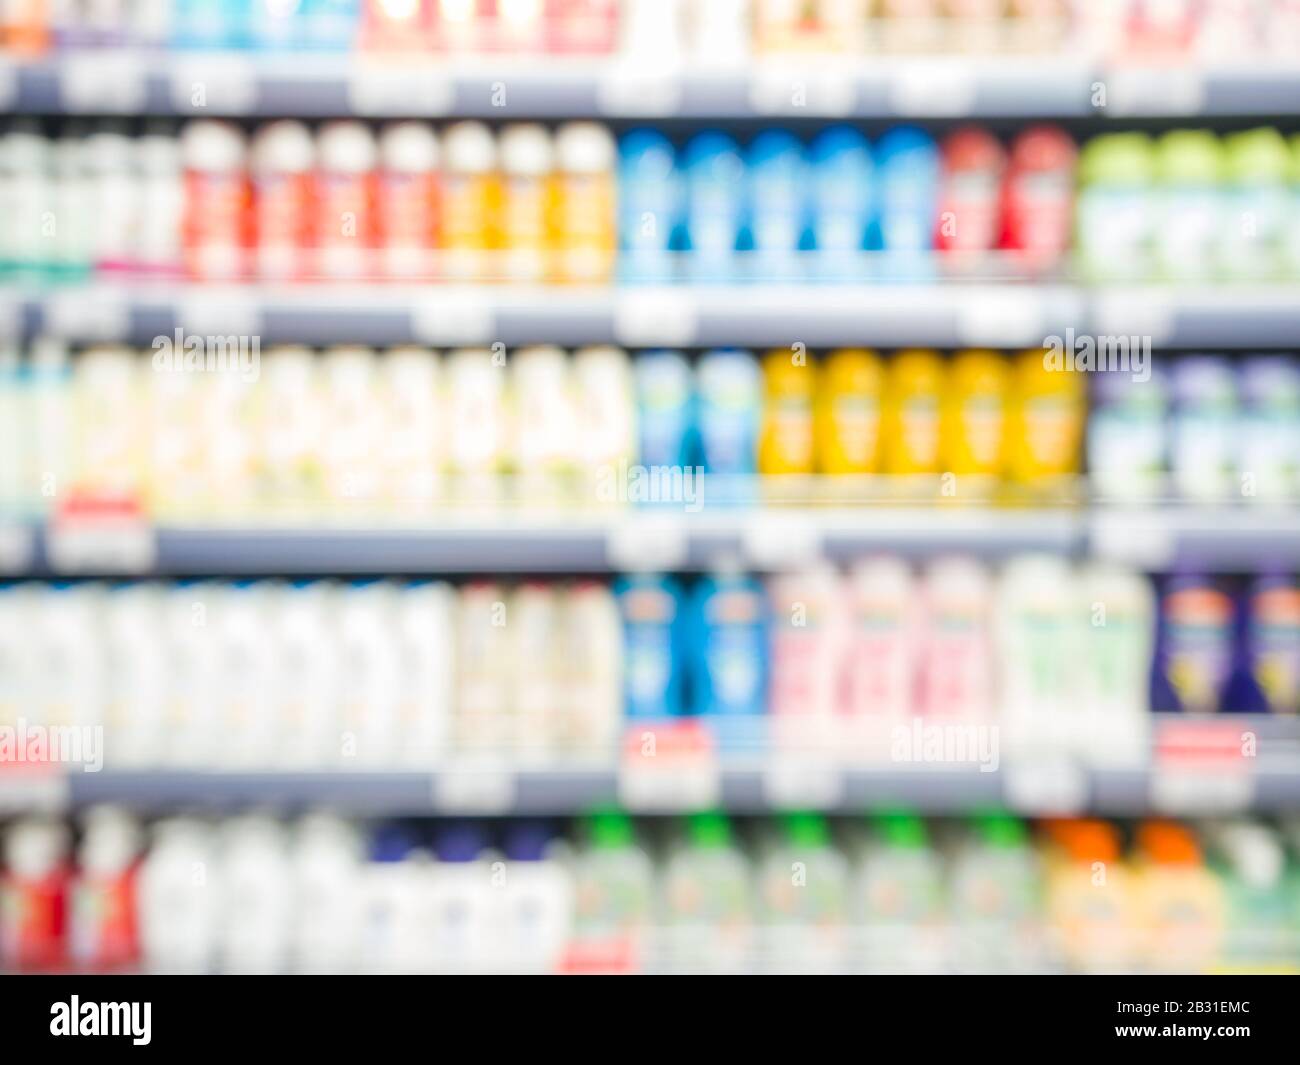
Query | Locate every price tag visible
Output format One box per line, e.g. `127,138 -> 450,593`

411,291 -> 493,345
178,291 -> 260,340
1090,509 -> 1176,569
62,52 -> 147,113
743,512 -> 822,569
1150,769 -> 1253,814
170,57 -> 257,113
432,763 -> 516,813
0,771 -> 71,813
1093,290 -> 1176,345
763,757 -> 844,809
1104,69 -> 1204,117
349,66 -> 454,116
889,63 -> 977,116
1004,760 -> 1088,814
597,68 -> 683,116
956,290 -> 1045,347
618,722 -> 719,812
750,68 -> 856,115
613,289 -> 697,347
606,516 -> 690,572
47,505 -> 156,575
46,289 -> 129,342
0,523 -> 35,574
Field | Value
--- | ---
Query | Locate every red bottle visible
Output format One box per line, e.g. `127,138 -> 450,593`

72,808 -> 143,972
999,124 -> 1077,274
1,819 -> 71,972
936,125 -> 1006,262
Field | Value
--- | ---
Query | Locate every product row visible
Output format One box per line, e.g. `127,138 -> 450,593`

5,120 -> 1298,283
4,809 -> 1299,975
0,562 -> 1295,771
5,0 -> 1295,60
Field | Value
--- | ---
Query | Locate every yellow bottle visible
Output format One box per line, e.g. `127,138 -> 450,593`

942,350 -> 1009,492
1006,347 -> 1085,488
1042,820 -> 1136,973
815,348 -> 884,475
883,349 -> 944,477
441,121 -> 500,282
759,348 -> 816,477
498,124 -> 555,285
1134,821 -> 1224,973
554,123 -> 616,285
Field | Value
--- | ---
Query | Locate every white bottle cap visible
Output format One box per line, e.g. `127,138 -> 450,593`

251,120 -> 316,175
442,121 -> 497,175
379,121 -> 439,174
137,131 -> 180,177
556,122 -> 615,174
79,806 -> 144,876
499,123 -> 554,177
317,120 -> 378,174
84,127 -> 133,175
180,119 -> 248,173
4,819 -> 70,878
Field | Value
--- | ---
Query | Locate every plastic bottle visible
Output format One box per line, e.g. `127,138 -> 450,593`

446,347 -> 506,505
808,125 -> 872,282
428,824 -> 491,972
1,123 -> 51,280
815,348 -> 884,476
633,350 -> 694,472
873,126 -> 939,280
316,120 -> 378,280
614,574 -> 685,721
682,131 -> 745,282
361,825 -> 428,973
1238,354 -> 1300,503
493,822 -> 574,973
572,345 -> 636,507
1087,366 -> 1168,502
337,579 -> 401,765
85,123 -> 138,274
137,122 -> 184,276
572,810 -> 655,971
161,580 -> 219,767
1203,820 -> 1299,968
103,581 -> 167,769
1221,127 -> 1290,280
1241,574 -> 1300,716
562,580 -> 624,755
746,129 -> 807,282
52,124 -> 92,280
1169,355 -> 1237,502
71,345 -> 144,506
377,122 -> 440,280
554,122 -> 616,283
214,580 -> 279,767
291,813 -> 364,973
272,579 -> 339,767
758,347 -> 816,477
766,563 -> 848,751
757,812 -> 849,973
1151,574 -> 1237,714
250,120 -> 315,280
618,128 -> 679,283
378,345 -> 443,512
844,556 -> 919,753
71,807 -> 142,972
33,581 -> 105,742
850,811 -> 944,974
509,581 -> 563,759
941,349 -> 1008,492
999,124 -> 1077,273
1006,346 -> 1085,491
661,812 -> 753,973
180,119 -> 250,281
1075,132 -> 1154,281
511,345 -> 575,506
440,121 -> 498,281
688,567 -> 769,745
696,348 -> 761,503
392,580 -> 454,766
882,349 -> 943,478
1043,819 -> 1135,972
918,556 -> 994,722
138,818 -> 218,973
1133,821 -> 1224,972
1154,129 -> 1223,281
0,818 -> 71,971
937,125 -> 1006,261
498,123 -> 554,283
321,345 -> 381,508
454,581 -> 512,751
949,814 -> 1043,973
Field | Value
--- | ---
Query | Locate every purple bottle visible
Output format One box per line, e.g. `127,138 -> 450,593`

1151,574 -> 1237,714
1239,573 -> 1300,715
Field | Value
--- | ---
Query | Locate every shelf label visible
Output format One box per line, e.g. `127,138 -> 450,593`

47,498 -> 155,575
0,523 -> 35,573
0,769 -> 71,813
743,513 -> 822,569
1004,760 -> 1088,814
169,56 -> 257,113
62,52 -> 147,113
349,66 -> 453,116
1150,718 -> 1254,813
411,291 -> 493,345
750,68 -> 856,116
763,756 -> 844,810
889,63 -> 977,116
618,722 -> 719,812
1104,69 -> 1204,117
956,290 -> 1044,347
613,289 -> 697,348
1091,509 -> 1176,569
605,516 -> 690,572
178,291 -> 260,340
1150,769 -> 1253,814
433,761 -> 516,813
46,289 -> 129,342
597,68 -> 683,116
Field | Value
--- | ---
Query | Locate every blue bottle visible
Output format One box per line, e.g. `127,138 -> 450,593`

614,574 -> 685,721
300,0 -> 360,51
695,348 -> 760,505
172,0 -> 251,50
745,129 -> 808,283
687,570 -> 769,750
634,350 -> 695,473
808,125 -> 873,282
681,131 -> 745,283
618,129 -> 680,284
873,126 -> 939,280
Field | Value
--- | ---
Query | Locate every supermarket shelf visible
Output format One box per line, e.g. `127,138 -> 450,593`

12,281 -> 1300,348
1090,506 -> 1300,572
7,55 -> 1299,118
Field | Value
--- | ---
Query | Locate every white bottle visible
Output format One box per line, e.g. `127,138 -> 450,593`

336,580 -> 401,767
291,813 -> 364,973
844,556 -> 919,758
72,345 -> 143,504
509,582 -> 563,761
202,365 -> 258,517
454,582 -> 513,752
273,580 -> 339,768
29,337 -> 72,517
136,123 -> 183,275
103,581 -> 166,769
85,124 -> 138,272
161,580 -> 220,768
1,124 -> 50,274
53,127 -> 92,275
321,345 -> 381,511
362,828 -> 431,974
138,818 -> 218,973
919,556 -> 995,723
214,581 -> 280,768
995,554 -> 1079,760
428,826 -> 492,972
510,345 -> 574,507
393,581 -> 454,768
72,805 -> 143,970
492,823 -> 575,974
1078,563 -> 1154,767
562,581 -> 623,758
147,345 -> 206,518
257,345 -> 320,511
0,583 -> 36,734
572,346 -> 636,508
379,346 -> 443,515
217,815 -> 292,974
33,582 -> 105,746
0,342 -> 25,516
446,348 -> 506,507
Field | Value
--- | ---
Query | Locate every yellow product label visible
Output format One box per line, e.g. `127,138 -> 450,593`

943,350 -> 1009,477
1048,864 -> 1136,972
816,349 -> 883,474
759,349 -> 816,475
1008,349 -> 1084,482
555,173 -> 615,284
884,350 -> 944,475
1136,867 -> 1224,973
441,173 -> 498,251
